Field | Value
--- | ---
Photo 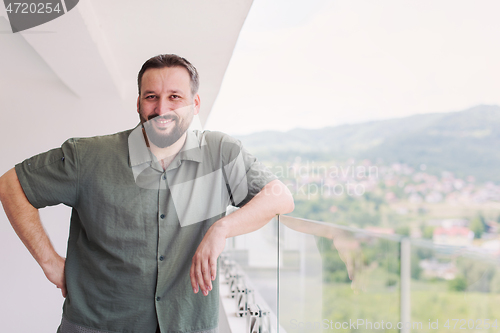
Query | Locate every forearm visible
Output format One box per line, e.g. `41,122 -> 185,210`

190,179 -> 294,295
0,168 -> 59,269
214,179 -> 295,239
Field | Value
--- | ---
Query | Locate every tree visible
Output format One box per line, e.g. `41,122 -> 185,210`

396,225 -> 410,237
470,215 -> 486,239
422,226 -> 435,240
448,276 -> 467,292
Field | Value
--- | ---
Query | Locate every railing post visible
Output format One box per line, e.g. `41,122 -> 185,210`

277,214 -> 280,333
400,238 -> 411,333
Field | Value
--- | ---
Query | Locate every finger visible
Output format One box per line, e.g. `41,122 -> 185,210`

190,260 -> 199,293
194,255 -> 207,296
210,256 -> 217,282
62,267 -> 67,298
201,256 -> 212,293
56,284 -> 67,298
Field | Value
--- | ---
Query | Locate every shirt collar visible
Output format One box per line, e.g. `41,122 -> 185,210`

128,124 -> 203,168
177,129 -> 203,163
128,124 -> 151,167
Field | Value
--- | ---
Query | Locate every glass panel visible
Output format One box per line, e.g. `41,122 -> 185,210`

277,215 -> 500,333
279,215 -> 402,332
410,239 -> 500,333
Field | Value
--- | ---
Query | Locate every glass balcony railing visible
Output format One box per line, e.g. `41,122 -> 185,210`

219,211 -> 500,333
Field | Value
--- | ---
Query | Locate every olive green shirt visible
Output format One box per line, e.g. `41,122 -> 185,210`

15,126 -> 277,333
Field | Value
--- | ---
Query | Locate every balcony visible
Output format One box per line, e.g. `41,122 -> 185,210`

219,211 -> 500,332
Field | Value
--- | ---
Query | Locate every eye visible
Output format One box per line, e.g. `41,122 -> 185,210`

145,95 -> 156,99
170,95 -> 180,99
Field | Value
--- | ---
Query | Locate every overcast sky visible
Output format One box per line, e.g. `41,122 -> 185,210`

206,0 -> 500,135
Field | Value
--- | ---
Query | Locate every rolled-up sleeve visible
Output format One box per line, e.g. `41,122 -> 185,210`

15,138 -> 79,209
218,134 -> 277,208
241,145 -> 277,198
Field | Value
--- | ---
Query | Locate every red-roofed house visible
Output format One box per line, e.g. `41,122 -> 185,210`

433,227 -> 474,246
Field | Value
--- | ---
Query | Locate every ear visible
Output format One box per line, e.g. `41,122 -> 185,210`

136,96 -> 140,114
193,94 -> 201,115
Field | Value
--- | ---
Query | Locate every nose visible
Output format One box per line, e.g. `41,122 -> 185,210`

157,97 -> 174,116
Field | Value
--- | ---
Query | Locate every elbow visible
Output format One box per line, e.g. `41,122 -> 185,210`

0,173 -> 7,202
288,195 -> 295,213
276,181 -> 295,215
282,192 -> 295,215
261,179 -> 295,216
0,168 -> 17,203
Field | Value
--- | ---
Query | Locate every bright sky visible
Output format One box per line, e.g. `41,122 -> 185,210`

205,0 -> 500,135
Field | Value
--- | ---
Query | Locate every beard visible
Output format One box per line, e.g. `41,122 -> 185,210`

140,105 -> 193,148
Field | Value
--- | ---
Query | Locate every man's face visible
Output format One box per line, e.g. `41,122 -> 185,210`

137,66 -> 200,148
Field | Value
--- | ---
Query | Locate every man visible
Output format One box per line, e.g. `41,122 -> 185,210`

0,54 -> 294,333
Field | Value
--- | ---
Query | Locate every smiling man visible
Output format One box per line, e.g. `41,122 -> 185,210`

139,65 -> 199,150
0,54 -> 294,333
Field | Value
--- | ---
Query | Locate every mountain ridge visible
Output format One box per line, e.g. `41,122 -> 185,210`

236,105 -> 500,183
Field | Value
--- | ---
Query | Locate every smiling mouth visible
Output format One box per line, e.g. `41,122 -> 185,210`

149,115 -> 177,129
155,118 -> 173,125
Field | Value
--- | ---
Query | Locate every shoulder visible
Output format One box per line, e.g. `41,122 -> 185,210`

71,128 -> 133,146
193,130 -> 241,145
193,130 -> 244,153
69,128 -> 134,155
16,128 -> 135,177
191,130 -> 245,161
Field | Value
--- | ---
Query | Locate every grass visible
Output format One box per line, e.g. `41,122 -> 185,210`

280,277 -> 500,333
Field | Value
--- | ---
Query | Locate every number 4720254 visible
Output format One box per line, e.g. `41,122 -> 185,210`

5,3 -> 62,14
444,319 -> 498,330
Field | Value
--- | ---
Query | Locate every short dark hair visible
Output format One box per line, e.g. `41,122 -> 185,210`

137,54 -> 199,96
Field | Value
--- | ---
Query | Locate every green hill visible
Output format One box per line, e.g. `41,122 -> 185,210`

236,105 -> 500,183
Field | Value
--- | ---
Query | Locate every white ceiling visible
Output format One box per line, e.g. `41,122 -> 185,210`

0,0 -> 253,131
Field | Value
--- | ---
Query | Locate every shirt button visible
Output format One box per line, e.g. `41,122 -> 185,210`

156,296 -> 161,301
160,214 -> 165,219
159,256 -> 164,261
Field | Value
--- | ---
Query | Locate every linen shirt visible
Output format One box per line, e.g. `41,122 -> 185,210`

15,126 -> 277,333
